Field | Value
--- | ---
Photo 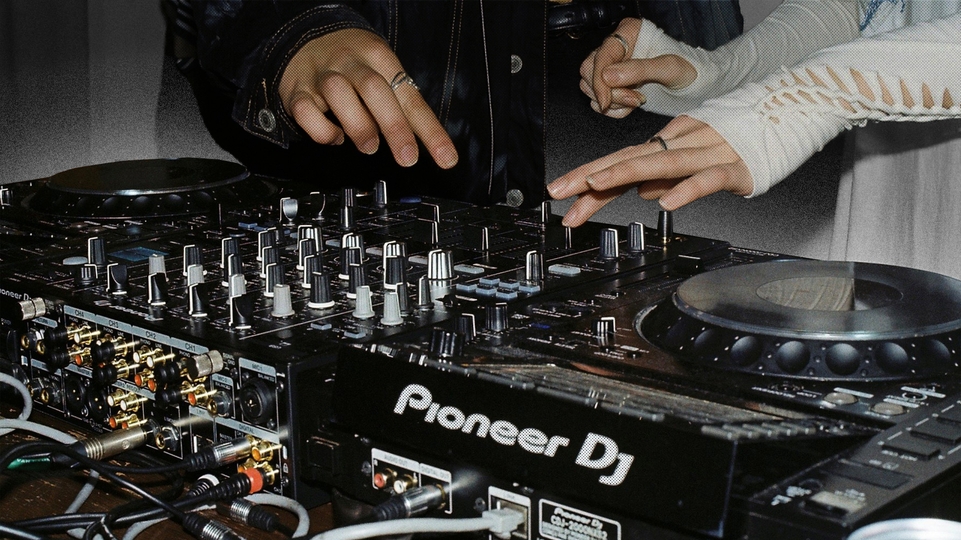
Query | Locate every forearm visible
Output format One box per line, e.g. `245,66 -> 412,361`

641,0 -> 860,115
688,13 -> 961,196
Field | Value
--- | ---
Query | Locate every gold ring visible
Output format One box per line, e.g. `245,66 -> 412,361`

390,71 -> 419,91
608,33 -> 630,57
649,135 -> 669,151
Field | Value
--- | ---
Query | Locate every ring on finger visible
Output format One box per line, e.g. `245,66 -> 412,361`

390,71 -> 420,91
606,33 -> 630,57
648,135 -> 669,151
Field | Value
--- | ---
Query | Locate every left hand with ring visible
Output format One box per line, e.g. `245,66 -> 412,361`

547,115 -> 753,227
581,18 -> 698,118
279,28 -> 458,169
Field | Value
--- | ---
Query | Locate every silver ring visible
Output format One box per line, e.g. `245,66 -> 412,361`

608,33 -> 630,57
390,71 -> 419,91
649,135 -> 669,151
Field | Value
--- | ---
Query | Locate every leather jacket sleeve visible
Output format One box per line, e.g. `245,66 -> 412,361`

188,1 -> 378,147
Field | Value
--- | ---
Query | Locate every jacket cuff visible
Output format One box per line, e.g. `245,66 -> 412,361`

234,4 -> 378,148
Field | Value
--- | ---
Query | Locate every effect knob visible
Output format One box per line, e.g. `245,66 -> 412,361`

416,275 -> 433,310
230,294 -> 254,330
454,313 -> 477,343
185,264 -> 205,287
260,246 -> 280,278
342,187 -> 357,207
221,237 -> 240,267
339,205 -> 354,230
222,253 -> 243,287
298,225 -> 322,251
298,238 -> 318,270
395,282 -> 412,315
257,229 -> 278,261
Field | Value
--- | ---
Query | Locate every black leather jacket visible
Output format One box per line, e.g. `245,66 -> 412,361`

169,1 -> 741,207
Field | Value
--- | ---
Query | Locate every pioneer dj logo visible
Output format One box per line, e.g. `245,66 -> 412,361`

393,383 -> 635,486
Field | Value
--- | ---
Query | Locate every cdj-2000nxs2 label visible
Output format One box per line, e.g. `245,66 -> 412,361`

1,159 -> 958,538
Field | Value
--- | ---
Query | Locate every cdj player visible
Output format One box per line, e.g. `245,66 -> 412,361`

0,158 -> 958,539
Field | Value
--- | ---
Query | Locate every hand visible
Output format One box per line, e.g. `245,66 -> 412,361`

581,18 -> 698,118
546,116 -> 753,227
278,28 -> 458,169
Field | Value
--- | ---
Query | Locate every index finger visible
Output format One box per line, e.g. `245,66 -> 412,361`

394,86 -> 459,169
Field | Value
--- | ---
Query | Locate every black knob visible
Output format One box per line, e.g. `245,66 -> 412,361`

298,238 -> 318,270
486,303 -> 509,332
308,272 -> 335,309
183,245 -> 203,276
658,210 -> 673,244
260,246 -> 280,278
340,245 -> 363,280
106,263 -> 128,295
599,228 -> 619,260
525,250 -> 544,282
347,263 -> 367,298
148,273 -> 168,306
230,294 -> 255,330
339,205 -> 354,230
628,222 -> 646,252
341,187 -> 356,207
384,255 -> 407,289
396,282 -> 412,315
374,180 -> 388,206
302,254 -> 324,287
76,264 -> 98,288
87,237 -> 106,268
265,263 -> 285,297
454,313 -> 477,343
188,284 -> 208,318
222,252 -> 243,287
429,328 -> 464,358
592,317 -> 616,341
221,237 -> 240,266
257,229 -> 277,261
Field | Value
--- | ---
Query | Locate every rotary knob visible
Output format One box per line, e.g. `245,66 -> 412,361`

270,284 -> 295,318
147,253 -> 166,275
525,250 -> 544,283
628,222 -> 646,253
352,285 -> 375,319
302,254 -> 323,287
658,210 -> 673,244
87,237 -> 107,269
486,303 -> 509,332
427,249 -> 452,280
592,317 -> 616,342
347,263 -> 367,299
221,237 -> 240,267
106,263 -> 128,296
429,327 -> 464,358
188,284 -> 208,318
147,273 -> 168,306
279,196 -> 298,225
374,180 -> 388,207
222,253 -> 243,287
257,229 -> 278,261
308,272 -> 335,309
455,313 -> 477,343
298,238 -> 318,270
384,255 -> 407,290
598,228 -> 619,260
260,246 -> 279,278
264,263 -> 285,297
183,245 -> 203,276
380,290 -> 404,326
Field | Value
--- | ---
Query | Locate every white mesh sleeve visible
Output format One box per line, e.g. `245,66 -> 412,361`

686,12 -> 961,197
634,0 -> 860,116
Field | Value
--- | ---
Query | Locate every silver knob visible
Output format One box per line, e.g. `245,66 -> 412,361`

380,291 -> 404,326
628,222 -> 646,252
599,228 -> 619,260
271,284 -> 295,318
427,249 -> 452,280
352,285 -> 375,319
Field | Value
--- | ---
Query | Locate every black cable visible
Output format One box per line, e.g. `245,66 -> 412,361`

0,521 -> 53,540
13,470 -> 261,534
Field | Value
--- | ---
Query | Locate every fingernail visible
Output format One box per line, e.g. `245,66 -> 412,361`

400,144 -> 418,167
626,96 -> 642,108
659,195 -> 678,211
334,134 -> 345,146
359,139 -> 378,155
437,146 -> 458,169
547,179 -> 567,199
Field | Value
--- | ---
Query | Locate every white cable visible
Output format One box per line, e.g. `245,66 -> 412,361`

311,509 -> 524,540
0,372 -> 33,434
120,504 -> 215,540
0,419 -> 100,515
246,492 -> 311,537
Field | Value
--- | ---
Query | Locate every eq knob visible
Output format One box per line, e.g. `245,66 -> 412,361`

599,228 -> 619,260
352,285 -> 375,319
308,272 -> 335,309
373,180 -> 388,207
106,263 -> 128,296
188,284 -> 208,318
658,210 -> 673,244
429,327 -> 464,358
302,254 -> 323,287
346,263 -> 367,299
182,245 -> 203,276
380,290 -> 404,326
525,250 -> 544,283
87,237 -> 107,268
592,317 -> 616,344
270,284 -> 295,318
147,273 -> 168,306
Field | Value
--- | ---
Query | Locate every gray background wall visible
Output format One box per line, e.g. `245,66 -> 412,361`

0,0 -> 837,259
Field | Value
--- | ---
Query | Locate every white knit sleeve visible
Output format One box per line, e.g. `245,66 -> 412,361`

686,12 -> 961,197
635,0 -> 860,116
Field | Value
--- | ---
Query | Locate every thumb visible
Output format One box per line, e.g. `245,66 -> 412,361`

603,54 -> 696,91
